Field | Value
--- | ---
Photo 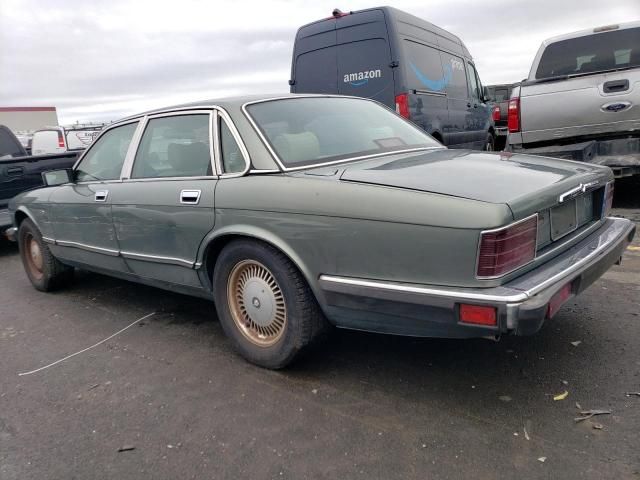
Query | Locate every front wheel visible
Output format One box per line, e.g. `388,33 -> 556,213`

18,218 -> 73,291
484,133 -> 495,151
212,239 -> 329,369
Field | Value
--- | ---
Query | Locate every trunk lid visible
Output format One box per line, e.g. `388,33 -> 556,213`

338,149 -> 611,218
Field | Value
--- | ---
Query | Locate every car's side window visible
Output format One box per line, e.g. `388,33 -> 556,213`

75,122 -> 138,182
219,118 -> 246,174
131,114 -> 211,179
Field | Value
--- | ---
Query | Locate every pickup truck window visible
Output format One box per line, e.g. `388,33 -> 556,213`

535,27 -> 640,79
131,114 -> 211,179
76,122 -> 138,182
246,97 -> 439,168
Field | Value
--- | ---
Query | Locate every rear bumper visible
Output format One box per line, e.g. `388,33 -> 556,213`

319,217 -> 636,338
506,137 -> 640,178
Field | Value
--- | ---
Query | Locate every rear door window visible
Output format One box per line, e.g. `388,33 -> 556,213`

337,39 -> 393,105
132,114 -> 211,179
75,122 -> 138,182
219,118 -> 246,174
535,27 -> 640,79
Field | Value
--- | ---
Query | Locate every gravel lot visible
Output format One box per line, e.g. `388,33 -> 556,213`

1,183 -> 639,480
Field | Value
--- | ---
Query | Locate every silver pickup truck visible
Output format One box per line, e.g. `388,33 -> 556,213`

507,22 -> 640,178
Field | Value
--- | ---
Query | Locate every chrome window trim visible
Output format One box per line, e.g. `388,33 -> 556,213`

124,110 -> 217,180
475,213 -> 539,280
121,176 -> 217,183
241,95 -> 444,172
215,109 -> 251,178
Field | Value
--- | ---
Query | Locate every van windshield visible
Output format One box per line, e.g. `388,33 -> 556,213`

535,27 -> 640,79
246,97 -> 440,169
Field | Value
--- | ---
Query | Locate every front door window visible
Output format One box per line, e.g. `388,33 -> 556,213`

75,122 -> 138,182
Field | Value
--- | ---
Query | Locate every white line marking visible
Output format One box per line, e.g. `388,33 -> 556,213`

18,312 -> 156,376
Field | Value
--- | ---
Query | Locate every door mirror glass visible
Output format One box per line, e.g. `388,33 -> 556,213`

482,86 -> 491,103
42,169 -> 73,186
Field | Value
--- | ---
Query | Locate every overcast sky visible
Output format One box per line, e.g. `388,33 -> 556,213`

1,0 -> 638,124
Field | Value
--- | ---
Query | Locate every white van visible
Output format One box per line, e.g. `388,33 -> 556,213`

31,126 -> 103,155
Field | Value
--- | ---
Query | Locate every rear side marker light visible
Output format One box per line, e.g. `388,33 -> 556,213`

460,304 -> 497,326
477,215 -> 538,278
547,283 -> 572,319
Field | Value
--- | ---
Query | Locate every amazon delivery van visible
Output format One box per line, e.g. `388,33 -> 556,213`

290,6 -> 495,150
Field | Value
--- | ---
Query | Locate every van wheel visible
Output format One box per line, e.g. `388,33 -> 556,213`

484,133 -> 495,151
212,239 -> 330,369
18,218 -> 73,292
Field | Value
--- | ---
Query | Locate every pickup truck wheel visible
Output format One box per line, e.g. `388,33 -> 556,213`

213,239 -> 329,369
484,133 -> 495,151
18,218 -> 73,292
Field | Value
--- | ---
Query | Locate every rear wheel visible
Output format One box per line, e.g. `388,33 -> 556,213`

18,218 -> 73,291
213,239 -> 329,369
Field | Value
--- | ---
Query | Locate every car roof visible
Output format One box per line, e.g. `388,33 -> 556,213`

113,93 -> 355,125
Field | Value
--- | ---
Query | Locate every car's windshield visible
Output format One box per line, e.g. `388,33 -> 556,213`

535,27 -> 640,79
246,97 -> 441,168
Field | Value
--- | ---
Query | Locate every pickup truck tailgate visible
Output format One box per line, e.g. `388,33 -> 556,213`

521,70 -> 640,144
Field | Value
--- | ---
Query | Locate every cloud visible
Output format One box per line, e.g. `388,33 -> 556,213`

1,0 -> 638,123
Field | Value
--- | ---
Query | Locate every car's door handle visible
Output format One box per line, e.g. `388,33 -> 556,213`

94,190 -> 109,202
180,189 -> 201,205
5,166 -> 24,176
603,79 -> 629,93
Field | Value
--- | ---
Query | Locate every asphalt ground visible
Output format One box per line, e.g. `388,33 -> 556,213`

1,181 -> 639,480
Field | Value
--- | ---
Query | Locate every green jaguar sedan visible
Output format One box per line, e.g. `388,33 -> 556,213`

6,94 -> 636,368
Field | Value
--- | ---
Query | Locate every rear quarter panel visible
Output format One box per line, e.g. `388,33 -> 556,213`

210,174 -> 513,294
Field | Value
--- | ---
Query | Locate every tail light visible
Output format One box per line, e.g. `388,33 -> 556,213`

602,181 -> 614,217
492,106 -> 501,122
395,93 -> 410,119
477,215 -> 538,278
507,98 -> 520,133
57,130 -> 65,148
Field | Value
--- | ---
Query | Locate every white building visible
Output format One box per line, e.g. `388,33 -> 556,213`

0,107 -> 59,132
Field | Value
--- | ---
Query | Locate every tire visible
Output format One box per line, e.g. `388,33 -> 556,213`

484,133 -> 495,152
18,218 -> 73,292
212,239 -> 329,369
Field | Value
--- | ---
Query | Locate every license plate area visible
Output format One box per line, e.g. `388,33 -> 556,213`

550,199 -> 578,241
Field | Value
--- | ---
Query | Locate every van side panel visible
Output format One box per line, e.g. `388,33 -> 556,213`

335,10 -> 395,107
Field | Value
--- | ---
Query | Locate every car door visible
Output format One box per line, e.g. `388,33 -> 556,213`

48,120 -> 140,271
465,62 -> 491,149
109,110 -> 221,288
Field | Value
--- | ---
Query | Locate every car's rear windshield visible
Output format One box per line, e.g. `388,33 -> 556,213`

535,27 -> 640,79
245,97 -> 440,169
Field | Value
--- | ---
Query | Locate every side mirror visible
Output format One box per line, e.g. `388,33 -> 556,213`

42,169 -> 73,186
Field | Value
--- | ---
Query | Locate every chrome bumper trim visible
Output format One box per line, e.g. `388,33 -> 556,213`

4,226 -> 18,242
320,217 -> 635,308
